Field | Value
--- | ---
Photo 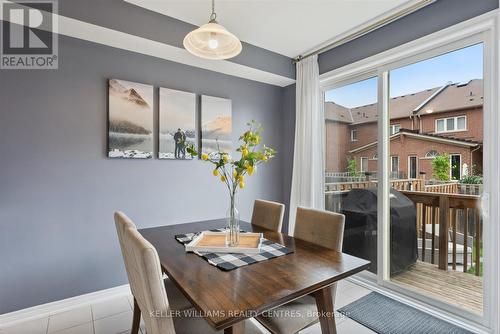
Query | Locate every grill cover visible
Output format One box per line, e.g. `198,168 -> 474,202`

341,188 -> 417,275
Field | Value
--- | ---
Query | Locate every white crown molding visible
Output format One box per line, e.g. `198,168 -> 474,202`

0,0 -> 295,87
0,285 -> 131,329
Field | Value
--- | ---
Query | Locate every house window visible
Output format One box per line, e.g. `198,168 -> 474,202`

351,130 -> 358,141
450,154 -> 461,180
360,157 -> 368,172
390,124 -> 401,135
425,150 -> 439,158
391,156 -> 399,173
408,156 -> 418,179
436,116 -> 467,133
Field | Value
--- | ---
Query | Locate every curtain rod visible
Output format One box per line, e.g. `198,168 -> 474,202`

293,0 -> 435,64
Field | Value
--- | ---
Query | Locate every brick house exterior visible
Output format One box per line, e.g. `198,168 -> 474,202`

325,79 -> 483,179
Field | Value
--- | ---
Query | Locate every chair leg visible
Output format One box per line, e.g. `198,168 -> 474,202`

131,297 -> 141,334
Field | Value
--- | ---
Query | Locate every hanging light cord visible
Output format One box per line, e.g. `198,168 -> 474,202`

209,0 -> 217,22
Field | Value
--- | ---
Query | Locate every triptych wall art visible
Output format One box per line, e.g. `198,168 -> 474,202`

107,79 -> 232,160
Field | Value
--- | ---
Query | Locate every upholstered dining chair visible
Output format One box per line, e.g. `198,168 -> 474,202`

115,212 -> 192,314
114,211 -> 263,334
250,199 -> 285,232
256,207 -> 345,334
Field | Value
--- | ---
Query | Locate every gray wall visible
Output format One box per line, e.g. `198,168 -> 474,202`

0,35 -> 286,314
319,0 -> 498,74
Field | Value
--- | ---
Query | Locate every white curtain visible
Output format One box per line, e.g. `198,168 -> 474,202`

289,54 -> 324,234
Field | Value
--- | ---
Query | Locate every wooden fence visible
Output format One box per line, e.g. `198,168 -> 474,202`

325,179 -> 424,192
424,182 -> 459,194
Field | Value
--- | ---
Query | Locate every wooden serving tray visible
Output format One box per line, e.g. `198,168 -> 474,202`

185,231 -> 263,254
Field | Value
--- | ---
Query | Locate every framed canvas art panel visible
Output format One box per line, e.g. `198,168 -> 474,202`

159,88 -> 197,160
201,95 -> 232,159
108,79 -> 154,159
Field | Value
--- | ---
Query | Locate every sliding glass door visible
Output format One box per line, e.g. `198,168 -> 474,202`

321,20 -> 496,326
324,76 -> 379,275
387,43 -> 485,315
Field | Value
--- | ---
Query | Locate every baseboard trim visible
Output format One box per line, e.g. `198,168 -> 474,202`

0,284 -> 131,329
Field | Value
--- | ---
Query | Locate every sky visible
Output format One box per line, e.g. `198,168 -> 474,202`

325,43 -> 483,108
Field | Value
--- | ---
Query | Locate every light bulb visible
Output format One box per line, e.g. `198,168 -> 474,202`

208,38 -> 218,49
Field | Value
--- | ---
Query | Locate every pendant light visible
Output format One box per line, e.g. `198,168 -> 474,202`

183,0 -> 242,60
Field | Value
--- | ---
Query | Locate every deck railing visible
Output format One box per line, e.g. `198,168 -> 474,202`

458,184 -> 483,195
325,179 -> 424,192
424,182 -> 459,194
324,188 -> 482,276
400,191 -> 482,276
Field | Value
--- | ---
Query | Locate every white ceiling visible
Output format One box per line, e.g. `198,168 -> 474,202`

125,0 -> 414,58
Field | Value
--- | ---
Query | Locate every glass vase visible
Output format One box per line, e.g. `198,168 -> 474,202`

226,195 -> 240,247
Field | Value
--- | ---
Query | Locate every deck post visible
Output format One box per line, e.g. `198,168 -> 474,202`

438,196 -> 450,270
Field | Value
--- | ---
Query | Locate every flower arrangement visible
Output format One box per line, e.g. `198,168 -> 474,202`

187,121 -> 276,246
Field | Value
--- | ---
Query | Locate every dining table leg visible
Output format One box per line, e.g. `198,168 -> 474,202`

313,285 -> 337,334
223,321 -> 245,334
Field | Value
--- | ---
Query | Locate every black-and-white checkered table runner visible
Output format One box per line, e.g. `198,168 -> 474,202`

175,229 -> 293,271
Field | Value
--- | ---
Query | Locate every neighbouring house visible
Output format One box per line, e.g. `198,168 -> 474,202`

325,79 -> 483,180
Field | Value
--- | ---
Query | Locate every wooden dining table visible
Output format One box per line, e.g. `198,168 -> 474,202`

139,219 -> 370,334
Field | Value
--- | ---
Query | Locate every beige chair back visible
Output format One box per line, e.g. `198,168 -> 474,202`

293,207 -> 345,251
251,199 -> 285,232
115,212 -> 136,287
115,212 -> 175,334
294,207 -> 345,307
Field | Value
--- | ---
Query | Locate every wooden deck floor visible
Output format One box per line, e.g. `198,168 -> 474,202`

391,261 -> 483,314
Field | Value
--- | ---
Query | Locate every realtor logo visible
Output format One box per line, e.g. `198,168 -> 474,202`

1,0 -> 58,69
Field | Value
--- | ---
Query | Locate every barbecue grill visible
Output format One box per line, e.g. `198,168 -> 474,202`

341,188 -> 417,275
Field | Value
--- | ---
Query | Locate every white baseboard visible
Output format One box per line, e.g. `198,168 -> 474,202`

0,284 -> 131,329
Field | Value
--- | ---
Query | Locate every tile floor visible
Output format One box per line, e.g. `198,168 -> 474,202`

0,280 -> 374,334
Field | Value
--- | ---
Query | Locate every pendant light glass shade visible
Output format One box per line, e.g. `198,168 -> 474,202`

183,0 -> 242,60
183,22 -> 242,60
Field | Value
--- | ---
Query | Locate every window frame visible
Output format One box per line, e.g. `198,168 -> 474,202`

390,155 -> 399,173
435,115 -> 467,133
408,155 -> 418,179
449,153 -> 462,179
360,157 -> 368,172
390,123 -> 401,135
350,129 -> 358,141
425,150 -> 439,158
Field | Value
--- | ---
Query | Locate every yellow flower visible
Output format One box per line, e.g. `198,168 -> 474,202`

220,175 -> 226,182
262,156 -> 268,162
239,181 -> 245,189
213,169 -> 219,176
238,175 -> 244,182
242,148 -> 249,157
201,153 -> 208,161
233,170 -> 238,178
247,164 -> 254,176
223,155 -> 229,163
